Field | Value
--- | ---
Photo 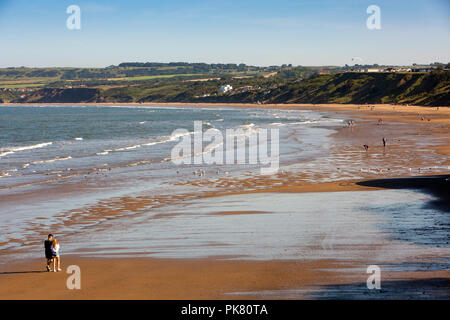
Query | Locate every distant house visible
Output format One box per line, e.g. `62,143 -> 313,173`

219,85 -> 233,93
354,68 -> 381,73
411,66 -> 435,72
393,67 -> 411,72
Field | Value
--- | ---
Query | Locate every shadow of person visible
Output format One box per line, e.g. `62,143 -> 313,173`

0,270 -> 47,275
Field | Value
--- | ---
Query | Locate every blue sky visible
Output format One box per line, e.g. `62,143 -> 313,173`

0,0 -> 448,67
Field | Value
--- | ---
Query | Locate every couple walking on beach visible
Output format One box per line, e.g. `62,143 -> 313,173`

44,234 -> 62,272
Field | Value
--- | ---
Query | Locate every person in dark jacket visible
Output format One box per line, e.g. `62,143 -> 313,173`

44,234 -> 54,272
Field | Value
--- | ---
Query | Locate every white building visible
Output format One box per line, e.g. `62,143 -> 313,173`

219,85 -> 233,93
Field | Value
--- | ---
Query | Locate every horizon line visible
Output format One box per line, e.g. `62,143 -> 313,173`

1,61 -> 448,69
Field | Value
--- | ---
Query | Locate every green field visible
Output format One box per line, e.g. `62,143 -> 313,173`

108,74 -> 204,81
0,83 -> 45,89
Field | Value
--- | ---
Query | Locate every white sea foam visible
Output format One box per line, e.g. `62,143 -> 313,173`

96,151 -> 110,156
106,132 -> 198,154
0,142 -> 53,158
240,123 -> 255,129
291,118 -> 344,125
0,151 -> 14,157
170,124 -> 260,163
32,156 -> 72,164
114,145 -> 141,151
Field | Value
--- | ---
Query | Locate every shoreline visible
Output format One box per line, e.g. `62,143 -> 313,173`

0,102 -> 449,299
4,101 -> 450,128
2,100 -> 448,195
3,101 -> 450,112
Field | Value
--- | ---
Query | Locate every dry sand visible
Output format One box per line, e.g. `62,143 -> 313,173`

1,256 -> 448,299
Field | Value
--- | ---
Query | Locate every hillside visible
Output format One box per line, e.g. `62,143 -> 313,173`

265,71 -> 450,106
3,71 -> 449,106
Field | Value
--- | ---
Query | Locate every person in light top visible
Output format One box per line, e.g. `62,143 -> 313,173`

51,239 -> 62,272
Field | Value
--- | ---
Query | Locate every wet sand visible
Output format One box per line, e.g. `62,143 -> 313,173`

0,102 -> 449,299
0,176 -> 448,299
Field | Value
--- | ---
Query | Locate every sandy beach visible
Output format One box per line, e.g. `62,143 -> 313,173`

2,0 -> 449,306
0,102 -> 449,299
1,255 -> 449,299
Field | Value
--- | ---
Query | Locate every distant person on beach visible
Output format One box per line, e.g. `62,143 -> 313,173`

44,234 -> 54,272
382,137 -> 387,147
51,238 -> 62,272
363,144 -> 369,151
